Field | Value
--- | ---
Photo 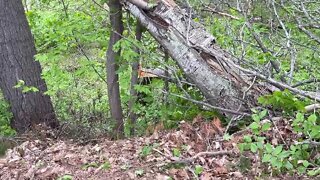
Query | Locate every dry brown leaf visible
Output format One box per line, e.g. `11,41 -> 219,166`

212,118 -> 224,135
156,173 -> 171,180
200,123 -> 216,139
232,171 -> 244,178
175,169 -> 190,179
192,115 -> 204,125
213,166 -> 228,175
200,172 -> 211,180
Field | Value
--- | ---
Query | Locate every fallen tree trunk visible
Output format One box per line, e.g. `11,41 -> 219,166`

123,0 -> 320,115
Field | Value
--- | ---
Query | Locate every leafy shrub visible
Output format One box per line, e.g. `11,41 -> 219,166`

239,91 -> 319,176
0,96 -> 15,137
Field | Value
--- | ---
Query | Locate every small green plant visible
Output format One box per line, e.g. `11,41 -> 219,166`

293,113 -> 319,139
100,161 -> 111,170
239,109 -> 269,153
0,96 -> 15,137
172,148 -> 181,157
81,162 -> 99,170
140,145 -> 152,157
57,174 -> 73,180
14,80 -> 39,93
194,165 -> 204,176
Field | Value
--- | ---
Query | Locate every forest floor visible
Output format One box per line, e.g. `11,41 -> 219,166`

0,117 -> 315,180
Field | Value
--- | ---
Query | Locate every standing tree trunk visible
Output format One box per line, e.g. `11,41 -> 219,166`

0,0 -> 59,134
128,22 -> 143,136
106,0 -> 124,138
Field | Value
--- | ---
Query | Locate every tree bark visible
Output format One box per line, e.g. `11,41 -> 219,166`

107,0 -> 124,138
124,1 -> 267,115
0,0 -> 59,133
128,22 -> 143,136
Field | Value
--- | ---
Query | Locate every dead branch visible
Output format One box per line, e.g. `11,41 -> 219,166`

292,78 -> 319,88
203,6 -> 240,20
304,104 -> 320,112
164,91 -> 251,116
170,151 -> 234,164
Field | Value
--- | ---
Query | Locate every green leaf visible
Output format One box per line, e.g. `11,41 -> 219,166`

259,110 -> 268,119
278,151 -> 291,159
243,135 -> 252,143
295,113 -> 304,123
307,169 -> 320,176
223,133 -> 232,141
252,114 -> 260,122
82,162 -> 99,170
307,114 -> 317,124
250,143 -> 258,153
173,148 -> 181,157
285,161 -> 293,170
290,145 -> 296,152
275,160 -> 283,168
261,122 -> 271,132
58,175 -> 73,180
270,156 -> 278,167
265,143 -> 273,153
249,122 -> 260,130
262,154 -> 272,162
273,145 -> 283,155
140,145 -> 152,157
13,80 -> 25,88
256,142 -> 264,149
194,165 -> 204,175
101,161 -> 111,170
238,143 -> 245,152
302,160 -> 310,167
297,166 -> 306,174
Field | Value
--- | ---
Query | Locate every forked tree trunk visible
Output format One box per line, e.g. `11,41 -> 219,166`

0,0 -> 58,133
107,0 -> 125,138
124,1 -> 269,115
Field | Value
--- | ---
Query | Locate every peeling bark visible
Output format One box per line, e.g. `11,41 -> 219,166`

124,1 -> 268,114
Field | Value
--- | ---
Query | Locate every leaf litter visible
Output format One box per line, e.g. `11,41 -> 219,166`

0,116 -> 316,179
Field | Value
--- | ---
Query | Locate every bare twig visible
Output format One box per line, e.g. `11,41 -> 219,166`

292,78 -> 319,88
204,6 -> 240,20
295,140 -> 320,147
171,151 -> 233,164
304,104 -> 320,112
164,91 -> 251,116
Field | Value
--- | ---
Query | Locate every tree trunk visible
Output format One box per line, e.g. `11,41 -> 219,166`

128,22 -> 143,136
124,1 -> 267,115
125,0 -> 320,106
0,0 -> 59,133
107,0 -> 124,138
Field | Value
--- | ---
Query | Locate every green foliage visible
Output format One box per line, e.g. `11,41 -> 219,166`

101,161 -> 112,170
25,1 -> 113,137
172,148 -> 181,157
140,143 -> 159,158
81,162 -> 99,170
57,175 -> 73,180
239,107 -> 319,176
14,80 -> 39,93
0,96 -> 15,137
258,90 -> 307,113
293,113 -> 320,139
194,165 -> 204,176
